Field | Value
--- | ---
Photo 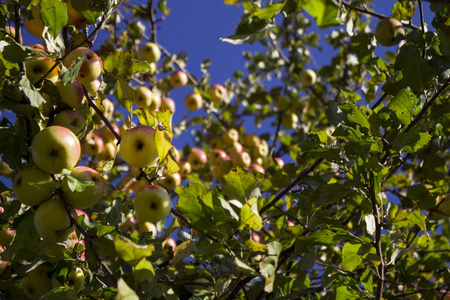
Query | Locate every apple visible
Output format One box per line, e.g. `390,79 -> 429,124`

251,140 -> 269,158
170,70 -> 189,87
119,214 -> 136,233
96,141 -> 117,161
134,185 -> 172,223
210,137 -> 224,149
282,113 -> 299,129
31,126 -> 81,174
208,84 -> 226,103
275,94 -> 291,110
179,160 -> 192,177
34,198 -> 76,241
299,69 -> 316,86
225,142 -> 243,155
243,133 -> 260,148
83,79 -> 101,96
101,124 -> 120,143
187,149 -> 208,170
5,25 -> 23,44
132,177 -> 149,195
274,157 -> 285,168
27,44 -> 48,55
22,265 -> 53,300
251,232 -> 261,243
222,128 -> 239,145
66,0 -> 90,29
374,18 -> 405,47
138,42 -> 161,64
62,166 -> 105,209
120,125 -> 159,168
134,86 -> 155,109
56,80 -> 84,108
0,226 -> 15,247
12,167 -> 54,206
137,220 -> 157,237
0,245 -> 8,276
209,149 -> 227,166
249,163 -> 265,175
160,97 -> 176,112
23,4 -> 45,39
185,93 -> 203,111
232,151 -> 251,168
43,241 -> 66,262
63,47 -> 102,84
157,172 -> 182,191
53,110 -> 86,134
0,159 -> 12,177
92,98 -> 114,121
25,57 -> 59,85
84,134 -> 104,156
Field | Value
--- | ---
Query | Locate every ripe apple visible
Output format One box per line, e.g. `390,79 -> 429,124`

208,84 -> 226,103
101,124 -> 120,143
63,47 -> 102,84
179,160 -> 192,177
22,265 -> 53,300
274,157 -> 285,168
96,141 -> 117,161
56,80 -> 84,108
209,149 -> 227,166
282,113 -> 299,129
25,57 -> 59,85
231,151 -> 251,168
27,44 -> 48,55
53,110 -> 86,134
157,172 -> 182,191
83,79 -> 101,96
299,69 -> 316,86
134,86 -> 155,109
222,128 -> 239,145
160,97 -> 176,112
185,93 -> 203,111
12,167 -> 54,206
92,98 -> 114,121
31,126 -> 81,174
226,142 -> 243,155
251,141 -> 269,158
62,166 -> 105,209
243,133 -> 260,148
0,226 -> 15,247
137,219 -> 157,237
23,4 -> 45,39
120,125 -> 159,168
34,198 -> 76,241
66,0 -> 90,29
138,42 -> 161,64
374,18 -> 405,47
170,70 -> 189,87
84,134 -> 104,156
134,185 -> 172,223
249,163 -> 265,175
5,25 -> 23,44
187,149 -> 208,170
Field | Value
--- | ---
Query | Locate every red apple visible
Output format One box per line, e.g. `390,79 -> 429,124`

231,151 -> 251,168
170,70 -> 189,87
63,47 -> 102,84
187,149 -> 208,170
160,97 -> 176,113
56,80 -> 84,108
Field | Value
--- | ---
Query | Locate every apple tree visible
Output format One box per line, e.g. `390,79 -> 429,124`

0,0 -> 449,299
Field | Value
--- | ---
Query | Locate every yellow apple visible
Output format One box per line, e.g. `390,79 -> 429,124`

63,47 -> 102,84
25,57 -> 59,85
134,185 -> 172,223
23,4 -> 45,39
120,125 -> 159,168
138,42 -> 161,64
374,18 -> 405,47
185,93 -> 203,111
22,265 -> 52,300
34,198 -> 76,241
12,167 -> 54,206
208,84 -> 226,103
62,166 -> 105,209
170,70 -> 189,87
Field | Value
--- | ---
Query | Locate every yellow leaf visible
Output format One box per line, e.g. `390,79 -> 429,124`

169,240 -> 196,265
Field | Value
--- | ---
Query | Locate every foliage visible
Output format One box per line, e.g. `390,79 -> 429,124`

0,0 -> 449,299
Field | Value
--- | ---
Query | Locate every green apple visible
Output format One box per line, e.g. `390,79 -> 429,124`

43,241 -> 66,262
0,226 -> 15,247
170,70 -> 189,87
51,266 -> 85,293
101,123 -> 120,143
179,160 -> 192,177
22,265 -> 53,299
56,80 -> 85,108
31,125 -> 81,174
134,86 -> 155,109
136,218 -> 157,237
251,140 -> 269,158
23,4 -> 45,39
134,185 -> 172,223
120,125 -> 159,168
222,128 -> 239,145
63,47 -> 102,84
83,78 -> 101,96
160,97 -> 176,112
210,137 -> 224,149
299,69 -> 316,86
25,57 -> 59,85
243,133 -> 260,148
231,151 -> 251,168
138,42 -> 161,64
53,110 -> 86,134
209,149 -> 227,166
62,166 -> 105,209
157,172 -> 182,191
185,93 -> 203,111
208,84 -> 226,103
0,245 -> 8,276
225,142 -> 243,155
12,167 -> 54,206
187,149 -> 208,170
282,113 -> 299,129
374,18 -> 405,47
66,0 -> 90,29
34,198 -> 75,241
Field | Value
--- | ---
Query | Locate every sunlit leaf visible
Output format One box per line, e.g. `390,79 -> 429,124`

169,239 -> 195,265
114,235 -> 155,267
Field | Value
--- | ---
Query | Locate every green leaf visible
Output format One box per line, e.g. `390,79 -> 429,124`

60,57 -> 84,85
40,0 -> 68,39
114,235 -> 155,267
221,18 -> 273,45
156,110 -> 173,131
116,278 -> 139,300
392,131 -> 431,153
336,285 -> 360,300
133,108 -> 155,127
104,51 -> 136,79
252,3 -> 284,20
221,168 -> 260,204
169,239 -> 195,265
20,77 -> 47,108
303,0 -> 341,28
388,89 -> 416,125
239,198 -> 263,230
361,267 -> 373,293
116,78 -> 135,113
339,101 -> 370,129
317,183 -> 353,206
61,170 -> 93,193
1,38 -> 33,63
259,241 -> 282,293
134,257 -> 155,283
341,242 -> 363,271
